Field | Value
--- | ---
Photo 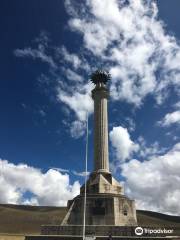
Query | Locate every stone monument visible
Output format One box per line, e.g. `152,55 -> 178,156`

61,70 -> 137,227
26,70 -> 137,239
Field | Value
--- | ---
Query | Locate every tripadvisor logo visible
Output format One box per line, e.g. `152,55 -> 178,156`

135,227 -> 174,236
135,227 -> 143,236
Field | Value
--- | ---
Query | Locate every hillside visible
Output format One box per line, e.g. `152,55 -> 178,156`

0,204 -> 66,234
137,210 -> 180,227
0,204 -> 179,235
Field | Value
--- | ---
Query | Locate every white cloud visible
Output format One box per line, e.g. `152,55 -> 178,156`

14,31 -> 57,69
174,101 -> 180,109
14,0 -> 180,137
50,167 -> 70,173
61,46 -> 82,69
14,47 -> 57,69
109,126 -> 139,162
0,159 -> 80,206
72,170 -> 90,177
65,69 -> 83,82
70,120 -> 86,139
57,83 -> 93,122
66,0 -> 180,106
125,117 -> 136,132
138,136 -> 167,158
14,40 -> 93,138
159,110 -> 180,127
38,109 -> 46,117
121,143 -> 180,215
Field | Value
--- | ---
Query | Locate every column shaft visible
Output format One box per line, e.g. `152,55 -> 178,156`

92,87 -> 109,172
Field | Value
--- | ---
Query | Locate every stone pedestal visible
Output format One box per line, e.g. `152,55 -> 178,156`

61,172 -> 137,228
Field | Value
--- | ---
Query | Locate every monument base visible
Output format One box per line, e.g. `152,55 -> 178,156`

41,225 -> 136,236
25,225 -> 180,240
61,172 -> 137,226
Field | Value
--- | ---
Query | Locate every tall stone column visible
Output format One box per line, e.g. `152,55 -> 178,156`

91,71 -> 110,173
57,70 -> 137,230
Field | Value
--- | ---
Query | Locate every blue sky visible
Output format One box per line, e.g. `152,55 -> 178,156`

0,0 -> 180,215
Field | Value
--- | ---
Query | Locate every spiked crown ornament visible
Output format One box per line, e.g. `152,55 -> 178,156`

90,70 -> 111,86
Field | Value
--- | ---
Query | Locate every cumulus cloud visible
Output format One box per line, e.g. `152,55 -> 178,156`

109,126 -> 139,162
121,143 -> 180,215
0,159 -> 80,206
159,110 -> 180,127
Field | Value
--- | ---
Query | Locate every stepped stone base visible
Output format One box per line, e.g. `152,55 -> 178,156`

62,172 -> 137,226
62,193 -> 137,226
26,173 -> 139,240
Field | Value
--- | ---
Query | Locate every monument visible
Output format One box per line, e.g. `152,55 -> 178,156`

26,70 -> 137,239
61,70 -> 137,227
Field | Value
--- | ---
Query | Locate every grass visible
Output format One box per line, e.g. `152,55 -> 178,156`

0,204 -> 66,234
0,234 -> 24,240
0,204 -> 179,236
137,210 -> 180,227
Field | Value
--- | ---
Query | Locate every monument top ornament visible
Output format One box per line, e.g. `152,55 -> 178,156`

90,70 -> 111,86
